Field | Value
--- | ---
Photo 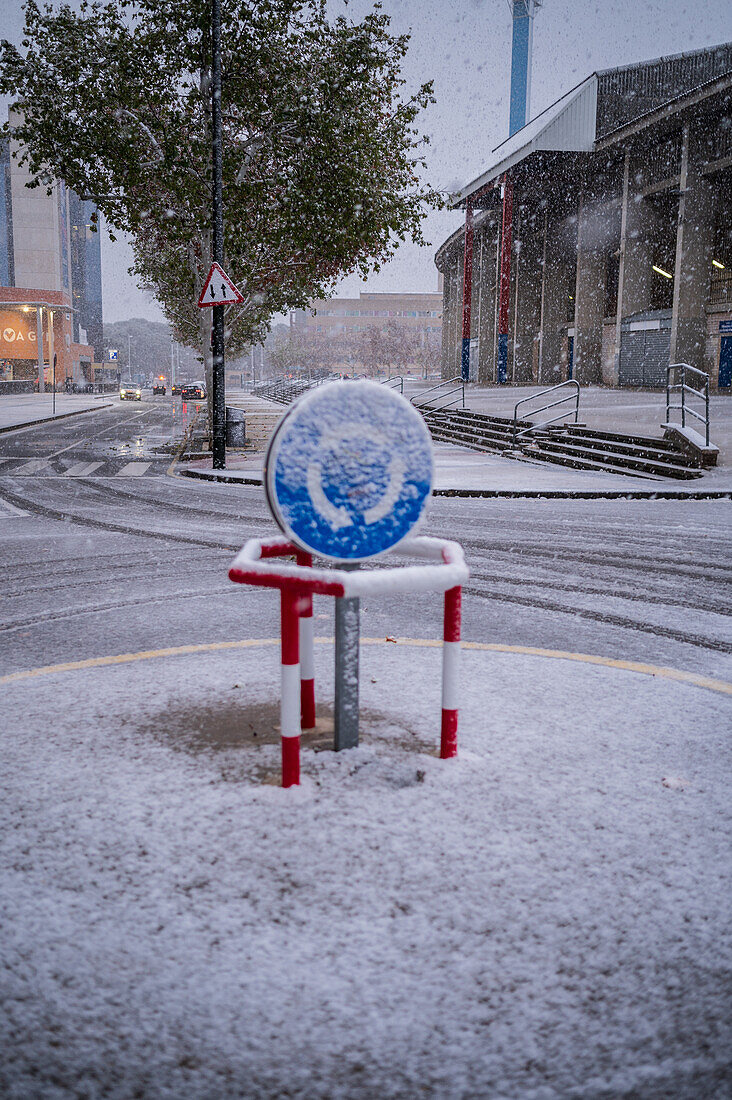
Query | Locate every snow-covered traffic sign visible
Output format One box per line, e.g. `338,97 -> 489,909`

197,262 -> 245,307
264,380 -> 433,562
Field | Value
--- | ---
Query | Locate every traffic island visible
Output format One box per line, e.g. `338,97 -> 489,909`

2,638 -> 730,1097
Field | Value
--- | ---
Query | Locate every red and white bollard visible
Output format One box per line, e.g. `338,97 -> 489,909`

296,551 -> 316,730
280,589 -> 301,787
441,585 -> 461,759
229,535 -> 468,787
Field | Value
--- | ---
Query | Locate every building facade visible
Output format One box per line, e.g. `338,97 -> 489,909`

292,290 -> 443,339
0,110 -> 102,390
436,44 -> 732,390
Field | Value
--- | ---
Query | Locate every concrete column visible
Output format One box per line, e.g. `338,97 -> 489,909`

47,309 -> 55,390
440,264 -> 452,379
540,213 -> 575,384
574,188 -> 617,384
476,220 -> 498,382
470,225 -> 482,382
454,251 -> 464,377
619,180 -> 653,316
513,205 -> 543,383
669,124 -> 715,367
36,307 -> 45,393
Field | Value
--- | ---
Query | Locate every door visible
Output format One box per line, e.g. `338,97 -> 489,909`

720,336 -> 732,388
567,336 -> 574,380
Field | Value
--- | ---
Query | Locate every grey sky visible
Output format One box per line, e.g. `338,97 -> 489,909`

1,0 -> 730,322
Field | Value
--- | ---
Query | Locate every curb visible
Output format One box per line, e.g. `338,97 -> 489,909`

180,467 -> 262,486
177,466 -> 732,500
0,403 -> 113,435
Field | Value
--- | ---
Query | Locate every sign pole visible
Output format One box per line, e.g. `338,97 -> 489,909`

334,564 -> 360,751
211,0 -> 226,469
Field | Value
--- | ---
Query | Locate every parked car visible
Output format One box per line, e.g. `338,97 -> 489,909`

181,382 -> 206,400
172,383 -> 182,396
152,382 -> 166,395
120,382 -> 142,401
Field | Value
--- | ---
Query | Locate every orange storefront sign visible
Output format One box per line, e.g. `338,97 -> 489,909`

0,311 -> 47,360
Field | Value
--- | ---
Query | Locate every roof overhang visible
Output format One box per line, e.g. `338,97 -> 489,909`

451,74 -> 598,208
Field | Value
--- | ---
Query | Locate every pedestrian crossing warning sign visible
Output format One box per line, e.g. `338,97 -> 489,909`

197,262 -> 245,307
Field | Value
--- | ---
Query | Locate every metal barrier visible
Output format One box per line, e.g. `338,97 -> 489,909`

229,535 -> 468,786
411,376 -> 465,414
253,374 -> 333,405
512,380 -> 580,446
665,363 -> 710,447
381,376 -> 404,393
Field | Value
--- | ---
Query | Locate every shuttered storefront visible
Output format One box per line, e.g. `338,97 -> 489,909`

619,313 -> 671,387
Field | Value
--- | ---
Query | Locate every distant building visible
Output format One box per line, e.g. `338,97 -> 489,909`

437,43 -> 732,389
291,291 -> 442,338
0,109 -> 103,390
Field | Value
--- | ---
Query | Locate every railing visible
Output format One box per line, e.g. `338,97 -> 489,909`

252,376 -> 283,397
411,376 -> 465,414
381,376 -> 404,393
254,375 -> 335,406
665,363 -> 710,447
512,380 -> 580,446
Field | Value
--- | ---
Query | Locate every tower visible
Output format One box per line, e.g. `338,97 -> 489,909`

509,1 -> 541,136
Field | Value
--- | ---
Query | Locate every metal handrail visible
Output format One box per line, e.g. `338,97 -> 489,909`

381,375 -> 404,393
411,375 -> 465,413
512,380 -> 580,446
665,363 -> 710,447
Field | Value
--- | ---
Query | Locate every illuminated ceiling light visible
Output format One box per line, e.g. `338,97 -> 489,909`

652,265 -> 673,279
712,259 -> 725,270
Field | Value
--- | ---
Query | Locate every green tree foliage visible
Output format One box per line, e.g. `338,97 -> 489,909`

1,0 -> 441,379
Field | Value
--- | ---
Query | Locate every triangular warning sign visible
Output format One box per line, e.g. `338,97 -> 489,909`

197,262 -> 245,307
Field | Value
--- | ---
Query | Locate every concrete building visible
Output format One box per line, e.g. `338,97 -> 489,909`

0,110 -> 102,391
436,43 -> 732,390
292,291 -> 442,337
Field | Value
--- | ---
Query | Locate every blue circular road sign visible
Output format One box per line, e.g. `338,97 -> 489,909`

264,381 -> 433,561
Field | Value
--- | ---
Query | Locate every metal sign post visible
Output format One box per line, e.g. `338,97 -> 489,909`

334,564 -> 360,750
211,0 -> 225,469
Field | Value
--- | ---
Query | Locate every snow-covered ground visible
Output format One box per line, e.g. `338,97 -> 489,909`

2,640 -> 730,1098
0,393 -> 114,431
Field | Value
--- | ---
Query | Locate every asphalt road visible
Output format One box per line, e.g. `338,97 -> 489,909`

0,392 -> 202,479
1,402 -> 730,687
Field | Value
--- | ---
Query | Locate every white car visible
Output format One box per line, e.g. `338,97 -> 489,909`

120,383 -> 142,401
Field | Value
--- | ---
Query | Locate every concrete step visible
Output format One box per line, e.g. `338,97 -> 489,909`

538,429 -> 698,466
529,440 -> 704,479
428,426 -> 515,451
559,425 -> 684,455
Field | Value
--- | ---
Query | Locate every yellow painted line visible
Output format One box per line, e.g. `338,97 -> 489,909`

0,639 -> 278,684
1,636 -> 730,697
361,638 -> 732,697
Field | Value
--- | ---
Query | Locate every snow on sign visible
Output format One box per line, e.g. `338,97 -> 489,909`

196,262 -> 245,307
265,380 -> 433,561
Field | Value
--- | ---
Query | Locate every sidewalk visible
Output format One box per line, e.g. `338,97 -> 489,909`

178,387 -> 732,498
179,441 -> 732,498
0,392 -> 113,433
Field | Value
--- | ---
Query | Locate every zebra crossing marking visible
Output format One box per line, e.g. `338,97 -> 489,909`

117,462 -> 152,476
15,458 -> 50,473
65,461 -> 105,477
0,496 -> 29,517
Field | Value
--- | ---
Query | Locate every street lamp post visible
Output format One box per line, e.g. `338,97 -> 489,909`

210,0 -> 226,468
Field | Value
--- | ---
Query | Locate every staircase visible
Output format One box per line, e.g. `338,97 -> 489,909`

425,409 -> 704,480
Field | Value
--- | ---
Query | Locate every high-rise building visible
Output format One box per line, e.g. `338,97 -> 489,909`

0,109 -> 103,391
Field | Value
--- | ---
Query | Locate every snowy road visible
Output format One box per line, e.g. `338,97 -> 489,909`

1,416 -> 731,1098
